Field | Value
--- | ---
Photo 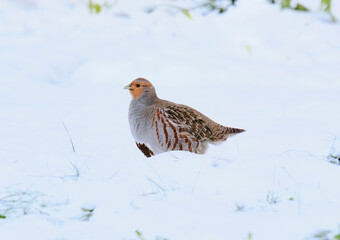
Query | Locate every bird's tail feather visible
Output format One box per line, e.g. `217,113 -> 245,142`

210,126 -> 245,143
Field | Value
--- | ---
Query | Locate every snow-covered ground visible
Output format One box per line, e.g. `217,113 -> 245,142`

1,0 -> 340,239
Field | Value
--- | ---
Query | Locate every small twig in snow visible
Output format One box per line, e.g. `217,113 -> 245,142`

62,120 -> 76,153
192,161 -> 203,193
145,176 -> 166,192
108,169 -> 120,181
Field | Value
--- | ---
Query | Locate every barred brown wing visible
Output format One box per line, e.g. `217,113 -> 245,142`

164,105 -> 213,141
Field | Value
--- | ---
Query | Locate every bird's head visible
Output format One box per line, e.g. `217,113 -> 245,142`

124,78 -> 156,100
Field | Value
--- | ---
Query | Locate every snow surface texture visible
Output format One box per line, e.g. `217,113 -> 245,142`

1,0 -> 340,239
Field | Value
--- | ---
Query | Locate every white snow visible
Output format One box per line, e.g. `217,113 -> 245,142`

0,0 -> 340,239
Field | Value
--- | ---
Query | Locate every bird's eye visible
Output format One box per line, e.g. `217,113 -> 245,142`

136,84 -> 140,88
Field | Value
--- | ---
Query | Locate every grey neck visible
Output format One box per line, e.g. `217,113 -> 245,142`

133,88 -> 158,106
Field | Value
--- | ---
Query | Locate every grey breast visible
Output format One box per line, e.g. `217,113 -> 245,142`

128,99 -> 153,143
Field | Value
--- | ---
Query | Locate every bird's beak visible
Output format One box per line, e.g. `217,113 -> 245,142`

124,84 -> 132,90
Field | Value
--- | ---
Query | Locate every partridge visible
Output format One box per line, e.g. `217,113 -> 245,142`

124,78 -> 245,158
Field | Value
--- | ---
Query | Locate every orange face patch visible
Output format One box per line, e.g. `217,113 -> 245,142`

128,81 -> 152,99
